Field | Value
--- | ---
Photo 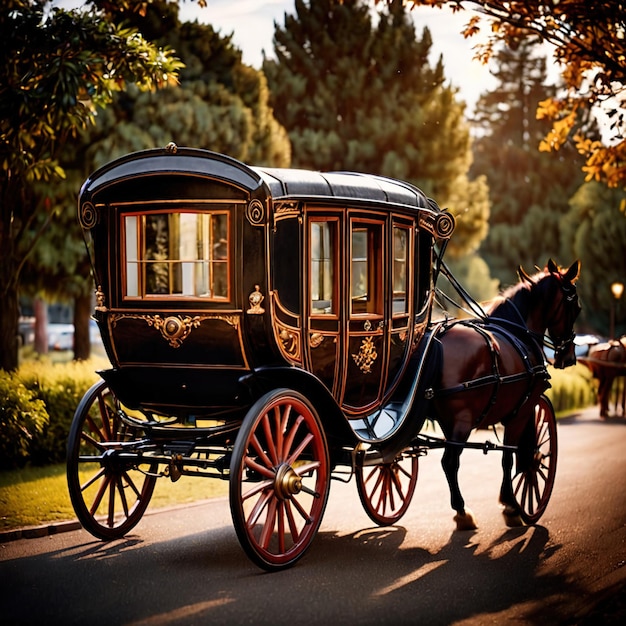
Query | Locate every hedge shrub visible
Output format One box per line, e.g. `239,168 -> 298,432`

545,363 -> 597,414
0,358 -> 105,469
0,372 -> 48,470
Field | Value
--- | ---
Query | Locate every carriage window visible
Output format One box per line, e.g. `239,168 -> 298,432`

310,220 -> 336,315
351,223 -> 382,315
124,211 -> 229,299
393,226 -> 409,315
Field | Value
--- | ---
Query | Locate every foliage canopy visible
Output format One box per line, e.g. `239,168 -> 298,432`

0,0 -> 192,370
401,1 -> 626,190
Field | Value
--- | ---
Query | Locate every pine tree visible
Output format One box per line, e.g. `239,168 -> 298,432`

471,41 -> 587,286
83,5 -> 291,167
264,0 -> 489,257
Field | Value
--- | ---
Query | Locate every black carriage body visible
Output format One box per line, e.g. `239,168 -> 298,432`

79,145 -> 453,439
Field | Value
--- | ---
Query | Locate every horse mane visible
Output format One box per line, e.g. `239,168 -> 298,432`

487,269 -> 546,321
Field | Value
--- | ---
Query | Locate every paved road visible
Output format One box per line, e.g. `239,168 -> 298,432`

1,407 -> 625,625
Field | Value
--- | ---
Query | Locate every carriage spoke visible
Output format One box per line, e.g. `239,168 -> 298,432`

286,433 -> 314,466
367,466 -> 385,492
241,478 -> 274,501
262,413 -> 279,466
80,467 -> 106,492
390,468 -> 408,503
116,476 -> 131,519
246,489 -> 274,527
277,503 -> 286,554
244,454 -> 276,480
283,415 -> 305,460
121,470 -> 143,500
89,473 -> 111,517
94,394 -> 111,439
382,473 -> 395,514
80,430 -> 107,452
284,499 -> 300,542
258,498 -> 278,550
374,478 -> 387,515
289,492 -> 314,524
276,404 -> 292,459
107,479 -> 116,527
250,433 -> 274,472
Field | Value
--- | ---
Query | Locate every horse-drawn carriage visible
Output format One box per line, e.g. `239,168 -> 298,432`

67,144 -> 581,570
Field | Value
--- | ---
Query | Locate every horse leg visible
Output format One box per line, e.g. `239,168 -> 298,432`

499,448 -> 524,527
442,443 -> 477,530
598,375 -> 612,418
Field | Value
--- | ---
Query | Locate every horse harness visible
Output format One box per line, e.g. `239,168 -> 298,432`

434,306 -> 550,427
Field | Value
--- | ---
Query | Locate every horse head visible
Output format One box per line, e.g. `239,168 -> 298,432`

519,259 -> 581,369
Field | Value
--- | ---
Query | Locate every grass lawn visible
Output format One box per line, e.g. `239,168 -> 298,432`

0,463 -> 229,531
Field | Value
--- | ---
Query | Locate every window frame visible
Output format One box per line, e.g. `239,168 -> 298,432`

121,207 -> 232,302
309,216 -> 339,317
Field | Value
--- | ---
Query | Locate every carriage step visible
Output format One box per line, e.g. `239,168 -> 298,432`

163,441 -> 196,456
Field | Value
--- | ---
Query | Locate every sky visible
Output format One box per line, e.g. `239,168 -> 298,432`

178,0 -> 500,114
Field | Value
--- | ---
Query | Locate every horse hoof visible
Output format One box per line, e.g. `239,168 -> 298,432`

454,509 -> 478,531
502,505 -> 524,527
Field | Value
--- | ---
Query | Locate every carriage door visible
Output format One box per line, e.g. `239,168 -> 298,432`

341,216 -> 389,412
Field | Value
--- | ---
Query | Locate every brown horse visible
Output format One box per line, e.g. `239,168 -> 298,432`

432,259 -> 581,530
581,336 -> 626,417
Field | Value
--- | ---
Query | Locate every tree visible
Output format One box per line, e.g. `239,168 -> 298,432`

399,1 -> 626,190
470,41 -> 586,285
0,0 -> 193,371
88,2 -> 291,167
5,1 -> 287,368
561,181 -> 626,335
264,0 -> 489,258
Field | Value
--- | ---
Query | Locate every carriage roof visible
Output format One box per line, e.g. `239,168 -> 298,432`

79,145 -> 439,218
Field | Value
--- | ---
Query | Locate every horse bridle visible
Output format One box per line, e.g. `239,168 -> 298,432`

546,277 -> 580,361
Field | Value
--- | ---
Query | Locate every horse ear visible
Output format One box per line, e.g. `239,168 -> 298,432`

518,265 -> 533,283
563,260 -> 581,283
547,258 -> 559,274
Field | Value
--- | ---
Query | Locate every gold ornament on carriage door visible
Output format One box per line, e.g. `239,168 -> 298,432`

352,336 -> 378,374
247,285 -> 265,314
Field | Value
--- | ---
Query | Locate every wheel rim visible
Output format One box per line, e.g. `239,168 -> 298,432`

356,453 -> 418,526
67,381 -> 156,540
512,396 -> 557,524
230,390 -> 330,570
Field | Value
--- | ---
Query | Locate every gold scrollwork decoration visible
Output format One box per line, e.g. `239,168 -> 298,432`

110,314 -> 218,348
310,333 -> 324,348
352,336 -> 378,374
279,329 -> 299,359
246,199 -> 265,225
79,202 -> 98,229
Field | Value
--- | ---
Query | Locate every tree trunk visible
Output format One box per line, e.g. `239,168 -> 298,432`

73,292 -> 92,361
34,296 -> 48,355
0,283 -> 19,372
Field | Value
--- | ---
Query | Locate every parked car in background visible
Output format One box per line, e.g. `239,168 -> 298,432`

48,320 -> 104,352
18,317 -> 35,346
48,323 -> 74,351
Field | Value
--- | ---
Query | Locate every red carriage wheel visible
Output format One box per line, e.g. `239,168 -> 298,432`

356,452 -> 418,526
512,395 -> 558,524
66,381 -> 157,540
229,389 -> 330,571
